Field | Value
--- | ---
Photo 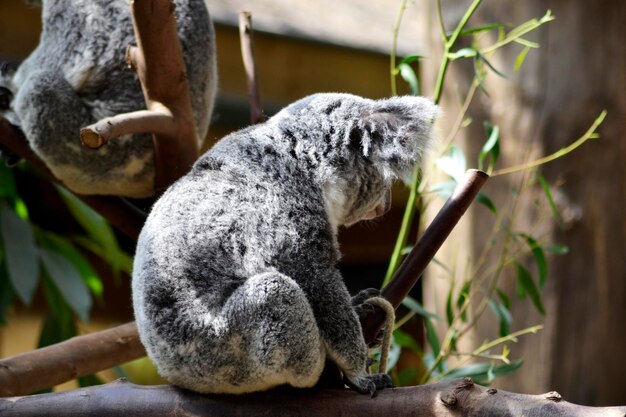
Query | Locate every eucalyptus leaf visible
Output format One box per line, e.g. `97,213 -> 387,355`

399,54 -> 423,65
42,233 -> 103,301
436,145 -> 466,183
448,47 -> 477,60
429,181 -> 457,200
515,263 -> 545,315
441,359 -> 523,382
402,296 -> 441,320
477,193 -> 497,215
514,45 -> 531,72
519,233 -> 548,288
393,329 -> 422,354
398,62 -> 420,95
56,186 -> 123,275
479,122 -> 500,171
546,244 -> 569,255
457,22 -> 506,37
0,164 -> 17,199
537,174 -> 564,228
424,318 -> 441,368
0,204 -> 39,304
40,248 -> 92,322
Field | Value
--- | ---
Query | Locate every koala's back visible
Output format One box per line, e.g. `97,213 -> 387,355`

8,0 -> 217,197
133,134 -> 336,392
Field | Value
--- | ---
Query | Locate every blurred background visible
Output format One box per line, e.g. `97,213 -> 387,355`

0,0 -> 624,406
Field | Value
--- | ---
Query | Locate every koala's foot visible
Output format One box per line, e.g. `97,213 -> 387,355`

351,287 -> 380,307
344,373 -> 394,397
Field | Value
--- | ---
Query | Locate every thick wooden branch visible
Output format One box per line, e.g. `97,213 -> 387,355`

239,11 -> 265,124
1,378 -> 624,417
81,0 -> 199,194
0,119 -> 146,240
362,169 -> 489,343
0,323 -> 143,397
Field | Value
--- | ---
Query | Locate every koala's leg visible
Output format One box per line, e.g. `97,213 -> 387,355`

301,271 -> 393,395
187,271 -> 326,394
11,69 -> 91,160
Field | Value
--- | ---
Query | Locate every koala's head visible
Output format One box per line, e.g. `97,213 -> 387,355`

270,93 -> 440,227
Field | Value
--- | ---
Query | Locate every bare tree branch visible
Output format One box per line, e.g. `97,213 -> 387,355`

0,323 -> 143,397
362,169 -> 489,343
239,11 -> 264,124
1,377 -> 624,417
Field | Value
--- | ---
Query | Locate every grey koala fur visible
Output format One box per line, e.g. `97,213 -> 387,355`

0,0 -> 217,197
132,93 -> 439,394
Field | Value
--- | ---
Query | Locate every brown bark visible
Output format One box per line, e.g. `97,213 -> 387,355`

0,322 -> 144,397
80,0 -> 199,195
1,378 -> 624,417
238,11 -> 265,124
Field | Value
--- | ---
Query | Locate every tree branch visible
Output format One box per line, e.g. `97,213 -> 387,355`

80,0 -> 199,194
1,378 -> 624,417
239,11 -> 264,124
0,323 -> 143,397
362,169 -> 488,343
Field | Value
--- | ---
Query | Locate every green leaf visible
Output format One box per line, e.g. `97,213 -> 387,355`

398,54 -> 423,65
512,38 -> 540,49
442,359 -> 523,382
40,248 -> 92,322
448,47 -> 478,60
546,244 -> 569,255
396,368 -> 419,386
78,374 -> 104,388
445,288 -> 454,326
0,164 -> 17,199
477,53 -> 507,78
424,318 -> 441,368
519,234 -> 548,288
488,298 -> 512,337
436,145 -> 466,183
398,63 -> 420,96
0,204 -> 39,304
515,263 -> 545,315
42,233 -> 103,301
476,193 -> 497,215
56,187 -> 124,275
457,23 -> 507,37
0,265 -> 15,324
39,277 -> 77,347
479,122 -> 500,171
402,296 -> 441,320
514,45 -> 531,72
429,181 -> 457,200
536,174 -> 563,228
456,281 -> 471,322
393,329 -> 422,354
496,288 -> 511,310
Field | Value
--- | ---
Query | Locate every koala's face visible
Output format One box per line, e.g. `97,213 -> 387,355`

272,93 -> 439,227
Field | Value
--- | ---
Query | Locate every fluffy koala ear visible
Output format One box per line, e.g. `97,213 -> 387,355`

357,96 -> 440,181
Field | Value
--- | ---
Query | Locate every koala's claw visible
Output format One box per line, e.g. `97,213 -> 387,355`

344,373 -> 394,397
351,288 -> 381,306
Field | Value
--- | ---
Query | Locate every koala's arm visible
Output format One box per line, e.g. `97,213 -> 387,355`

299,268 -> 392,393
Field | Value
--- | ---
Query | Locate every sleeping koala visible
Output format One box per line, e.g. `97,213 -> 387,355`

132,93 -> 439,395
0,0 -> 217,197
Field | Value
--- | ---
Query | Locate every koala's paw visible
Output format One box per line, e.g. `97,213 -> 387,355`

344,373 -> 394,397
352,288 -> 380,307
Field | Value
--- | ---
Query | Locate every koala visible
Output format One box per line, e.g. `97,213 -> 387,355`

132,93 -> 439,395
0,0 -> 217,197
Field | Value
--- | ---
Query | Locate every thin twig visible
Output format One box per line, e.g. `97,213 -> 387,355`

239,11 -> 264,124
